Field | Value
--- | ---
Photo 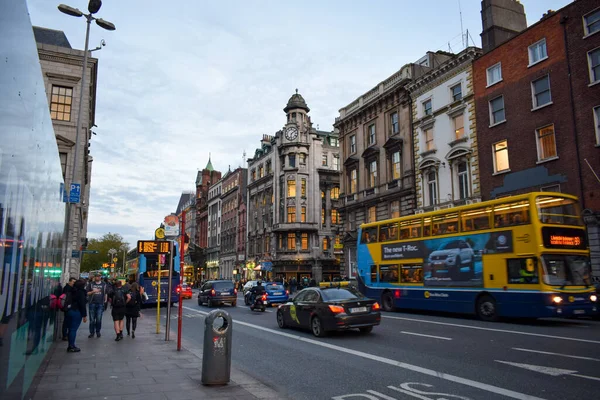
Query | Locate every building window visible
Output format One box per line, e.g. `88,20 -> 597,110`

259,165 -> 264,178
332,209 -> 339,224
350,169 -> 357,194
390,112 -> 399,134
493,140 -> 510,173
424,128 -> 434,151
453,114 -> 464,140
59,152 -> 67,177
287,233 -> 296,250
321,208 -> 325,224
301,178 -> 306,197
287,206 -> 296,223
350,135 -> 356,154
301,233 -> 308,250
289,154 -> 296,168
541,184 -> 561,192
532,75 -> 551,108
427,171 -> 437,206
489,96 -> 506,125
321,190 -> 325,199
368,160 -> 377,188
251,169 -> 256,181
486,63 -> 502,86
332,155 -> 340,171
287,179 -> 296,197
367,206 -> 376,223
594,106 -> 600,145
331,186 -> 340,200
588,48 -> 600,83
528,38 -> 548,66
322,153 -> 328,166
584,9 -> 600,36
457,162 -> 469,200
423,99 -> 432,116
536,125 -> 558,161
323,237 -> 329,251
390,200 -> 400,219
50,85 -> 73,121
266,161 -> 272,173
391,151 -> 401,180
301,206 -> 306,222
329,137 -> 339,147
368,124 -> 376,145
451,83 -> 462,102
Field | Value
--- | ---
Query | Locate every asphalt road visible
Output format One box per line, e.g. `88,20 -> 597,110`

153,291 -> 600,400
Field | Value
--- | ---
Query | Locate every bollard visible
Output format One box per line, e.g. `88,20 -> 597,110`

201,309 -> 232,385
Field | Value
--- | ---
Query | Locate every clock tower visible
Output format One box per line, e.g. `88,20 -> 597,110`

283,89 -> 310,142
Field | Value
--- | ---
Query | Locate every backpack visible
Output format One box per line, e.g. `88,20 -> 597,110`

112,288 -> 125,308
59,291 -> 73,311
126,291 -> 138,308
49,294 -> 59,310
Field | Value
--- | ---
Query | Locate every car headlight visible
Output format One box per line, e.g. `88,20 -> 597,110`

591,294 -> 598,302
552,296 -> 563,304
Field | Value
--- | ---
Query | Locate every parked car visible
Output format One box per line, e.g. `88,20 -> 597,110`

276,285 -> 381,337
198,280 -> 237,307
177,283 -> 193,299
428,239 -> 475,279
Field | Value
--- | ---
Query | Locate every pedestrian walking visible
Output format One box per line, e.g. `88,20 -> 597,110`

125,283 -> 143,339
290,277 -> 297,294
86,273 -> 107,338
110,281 -> 127,341
61,277 -> 76,341
66,279 -> 87,352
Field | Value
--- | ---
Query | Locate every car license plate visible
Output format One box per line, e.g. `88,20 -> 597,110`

221,292 -> 229,295
573,310 -> 585,315
274,292 -> 282,295
350,306 -> 368,313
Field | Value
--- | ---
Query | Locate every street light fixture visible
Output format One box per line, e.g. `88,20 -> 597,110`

58,2 -> 115,281
120,243 -> 128,276
108,248 -> 117,275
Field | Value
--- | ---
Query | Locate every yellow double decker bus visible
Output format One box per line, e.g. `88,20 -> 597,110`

356,192 -> 597,321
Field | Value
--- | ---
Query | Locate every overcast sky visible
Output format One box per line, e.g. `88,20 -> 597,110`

27,0 -> 569,247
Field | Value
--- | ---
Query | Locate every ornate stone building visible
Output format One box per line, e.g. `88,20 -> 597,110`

247,92 -> 341,282
194,158 -> 221,280
206,178 -> 222,280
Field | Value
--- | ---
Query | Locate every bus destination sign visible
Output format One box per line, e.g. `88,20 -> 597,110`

137,240 -> 171,254
542,227 -> 587,250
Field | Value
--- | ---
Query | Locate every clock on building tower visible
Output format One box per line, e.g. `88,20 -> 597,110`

285,127 -> 298,141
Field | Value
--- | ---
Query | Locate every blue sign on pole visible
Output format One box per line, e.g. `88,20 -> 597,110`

72,250 -> 80,258
69,183 -> 81,203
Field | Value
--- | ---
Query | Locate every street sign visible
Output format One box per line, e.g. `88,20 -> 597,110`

71,250 -> 80,258
155,228 -> 165,239
113,257 -> 118,263
82,250 -> 99,254
164,214 -> 180,237
138,240 -> 171,255
69,183 -> 81,204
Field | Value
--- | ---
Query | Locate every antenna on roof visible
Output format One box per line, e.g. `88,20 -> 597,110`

458,0 -> 465,49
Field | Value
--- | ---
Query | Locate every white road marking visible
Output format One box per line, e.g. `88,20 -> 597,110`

182,306 -> 545,400
512,347 -> 600,362
382,315 -> 600,344
401,331 -> 452,341
495,360 -> 600,382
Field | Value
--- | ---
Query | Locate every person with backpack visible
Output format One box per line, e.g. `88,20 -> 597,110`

125,283 -> 143,338
110,281 -> 127,341
86,273 -> 107,338
61,278 -> 76,341
65,279 -> 87,352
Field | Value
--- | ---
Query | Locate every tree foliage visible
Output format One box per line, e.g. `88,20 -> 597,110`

80,232 -> 130,273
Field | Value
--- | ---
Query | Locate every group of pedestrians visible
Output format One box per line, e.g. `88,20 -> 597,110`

60,274 -> 145,352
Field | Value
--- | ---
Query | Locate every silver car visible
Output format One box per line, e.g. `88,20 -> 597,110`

428,240 -> 475,278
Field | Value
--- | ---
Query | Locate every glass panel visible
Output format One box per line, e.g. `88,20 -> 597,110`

370,265 -> 378,282
400,219 -> 422,239
432,213 -> 459,235
541,255 -> 591,286
361,227 -> 378,243
507,259 -> 539,284
379,265 -> 399,283
494,141 -> 509,172
379,222 -> 398,242
454,114 -> 464,139
536,196 -> 582,226
537,125 -> 556,159
401,265 -> 423,283
493,200 -> 530,227
461,207 -> 491,232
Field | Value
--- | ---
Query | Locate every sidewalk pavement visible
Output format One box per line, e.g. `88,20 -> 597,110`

30,308 -> 283,400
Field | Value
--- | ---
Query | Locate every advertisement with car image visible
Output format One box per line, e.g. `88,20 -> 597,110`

423,231 -> 513,287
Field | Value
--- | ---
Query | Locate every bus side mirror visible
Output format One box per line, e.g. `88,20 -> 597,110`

526,259 -> 535,273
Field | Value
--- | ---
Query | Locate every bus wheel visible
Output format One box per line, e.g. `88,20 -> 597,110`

382,292 -> 394,312
476,295 -> 499,322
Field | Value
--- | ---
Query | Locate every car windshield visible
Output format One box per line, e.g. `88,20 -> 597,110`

214,282 -> 233,290
321,288 -> 364,301
536,196 -> 582,226
266,284 -> 284,290
541,255 -> 592,286
440,241 -> 460,250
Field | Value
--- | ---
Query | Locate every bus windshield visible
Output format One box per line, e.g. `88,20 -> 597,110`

536,196 -> 582,226
541,254 -> 591,286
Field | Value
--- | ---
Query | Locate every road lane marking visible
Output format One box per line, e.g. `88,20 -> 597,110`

495,360 -> 600,382
182,306 -> 545,400
382,315 -> 600,344
512,347 -> 600,362
401,331 -> 452,341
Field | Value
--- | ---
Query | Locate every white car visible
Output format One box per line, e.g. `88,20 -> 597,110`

428,240 -> 475,278
243,280 -> 260,295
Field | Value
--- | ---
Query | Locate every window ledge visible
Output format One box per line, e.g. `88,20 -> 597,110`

489,120 -> 507,128
492,169 -> 511,176
536,156 -> 559,164
486,79 -> 503,89
583,30 -> 600,40
589,80 -> 600,88
531,102 -> 553,112
527,57 -> 548,68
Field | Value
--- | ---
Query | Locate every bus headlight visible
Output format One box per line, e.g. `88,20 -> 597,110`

590,294 -> 598,302
552,296 -> 563,304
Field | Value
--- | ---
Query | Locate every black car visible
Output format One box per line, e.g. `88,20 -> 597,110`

276,285 -> 381,337
197,280 -> 237,307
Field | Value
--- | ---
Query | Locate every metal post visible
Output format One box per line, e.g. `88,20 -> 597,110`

165,241 -> 174,341
156,257 -> 161,334
177,211 -> 185,350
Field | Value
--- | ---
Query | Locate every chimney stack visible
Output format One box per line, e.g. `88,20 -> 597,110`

480,0 -> 527,53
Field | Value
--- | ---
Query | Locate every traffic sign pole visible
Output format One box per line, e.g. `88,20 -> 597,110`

165,241 -> 174,341
177,210 -> 185,351
156,258 -> 161,334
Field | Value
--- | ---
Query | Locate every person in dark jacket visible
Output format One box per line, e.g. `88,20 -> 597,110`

61,277 -> 76,341
110,281 -> 127,341
67,279 -> 87,352
125,283 -> 143,338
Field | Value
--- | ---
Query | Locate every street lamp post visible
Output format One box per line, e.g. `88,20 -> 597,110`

58,1 -> 115,282
120,244 -> 128,276
108,248 -> 117,277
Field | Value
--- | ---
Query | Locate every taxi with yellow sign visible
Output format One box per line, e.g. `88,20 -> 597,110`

276,282 -> 381,337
